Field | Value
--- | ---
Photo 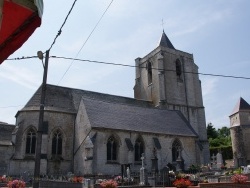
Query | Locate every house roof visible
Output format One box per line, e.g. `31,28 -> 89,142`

231,97 -> 250,115
0,122 -> 15,145
82,97 -> 197,137
158,30 -> 175,49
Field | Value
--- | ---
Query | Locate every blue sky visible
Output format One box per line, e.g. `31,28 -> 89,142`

1,0 -> 250,129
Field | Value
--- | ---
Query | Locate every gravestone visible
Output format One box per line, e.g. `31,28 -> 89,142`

126,167 -> 130,182
243,166 -> 250,174
216,151 -> 223,169
21,171 -> 30,183
211,154 -> 217,169
140,153 -> 148,185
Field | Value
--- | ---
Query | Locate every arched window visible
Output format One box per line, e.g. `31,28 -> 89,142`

147,62 -> 152,84
52,129 -> 62,155
172,139 -> 182,162
176,59 -> 182,76
25,128 -> 36,154
135,137 -> 144,161
107,136 -> 117,161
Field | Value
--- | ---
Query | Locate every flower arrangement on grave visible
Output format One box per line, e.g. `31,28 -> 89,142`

173,178 -> 192,188
0,175 -> 7,182
114,176 -> 122,183
231,174 -> 248,184
100,179 -> 118,188
7,179 -> 26,188
72,176 -> 84,183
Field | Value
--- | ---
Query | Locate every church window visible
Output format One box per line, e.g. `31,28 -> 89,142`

25,128 -> 36,154
147,62 -> 152,84
52,129 -> 62,155
107,136 -> 117,161
135,137 -> 144,161
172,139 -> 182,162
176,59 -> 182,77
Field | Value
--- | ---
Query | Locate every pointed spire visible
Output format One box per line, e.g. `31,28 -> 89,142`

231,97 -> 250,115
158,30 -> 175,49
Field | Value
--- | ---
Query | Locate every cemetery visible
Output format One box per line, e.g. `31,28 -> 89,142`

0,151 -> 250,188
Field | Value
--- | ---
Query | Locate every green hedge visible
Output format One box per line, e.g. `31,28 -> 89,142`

210,146 -> 233,160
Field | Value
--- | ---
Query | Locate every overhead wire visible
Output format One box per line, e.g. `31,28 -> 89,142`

0,105 -> 24,109
57,0 -> 114,85
6,56 -> 38,60
51,56 -> 250,80
48,0 -> 79,51
6,54 -> 250,80
2,54 -> 250,109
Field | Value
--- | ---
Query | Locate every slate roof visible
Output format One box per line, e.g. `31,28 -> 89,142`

231,97 -> 250,115
20,84 -> 197,137
158,30 -> 175,49
0,122 -> 15,145
82,97 -> 197,137
21,84 -> 153,113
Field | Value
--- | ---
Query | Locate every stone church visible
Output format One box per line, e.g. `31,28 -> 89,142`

230,97 -> 250,167
8,31 -> 210,176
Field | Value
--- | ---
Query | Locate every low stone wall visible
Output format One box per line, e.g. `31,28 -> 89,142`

39,181 -> 84,188
199,182 -> 250,188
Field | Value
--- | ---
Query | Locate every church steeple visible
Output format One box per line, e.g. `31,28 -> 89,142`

158,30 -> 175,49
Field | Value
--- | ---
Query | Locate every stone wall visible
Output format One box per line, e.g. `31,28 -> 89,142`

199,182 -> 250,188
9,109 -> 75,175
0,145 -> 13,175
74,100 -> 93,175
82,129 -> 197,175
134,45 -> 209,165
39,181 -> 84,188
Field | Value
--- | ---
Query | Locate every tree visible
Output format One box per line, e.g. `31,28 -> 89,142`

218,126 -> 230,137
207,123 -> 218,139
207,123 -> 233,160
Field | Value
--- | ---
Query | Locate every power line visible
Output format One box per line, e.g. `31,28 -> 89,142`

51,56 -> 250,80
5,54 -> 250,80
57,0 -> 114,85
6,55 -> 37,60
48,0 -> 79,51
0,105 -> 23,108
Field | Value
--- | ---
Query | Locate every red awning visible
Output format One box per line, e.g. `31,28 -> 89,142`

0,0 -> 43,64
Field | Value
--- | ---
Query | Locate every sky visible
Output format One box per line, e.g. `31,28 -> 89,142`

1,0 -> 250,129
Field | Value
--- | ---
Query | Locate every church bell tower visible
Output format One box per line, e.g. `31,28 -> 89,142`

134,31 -> 210,164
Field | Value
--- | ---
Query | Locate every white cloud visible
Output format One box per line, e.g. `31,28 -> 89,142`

201,77 -> 218,97
170,8 -> 232,37
0,64 -> 40,90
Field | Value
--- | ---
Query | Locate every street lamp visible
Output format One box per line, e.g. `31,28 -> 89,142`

33,50 -> 49,188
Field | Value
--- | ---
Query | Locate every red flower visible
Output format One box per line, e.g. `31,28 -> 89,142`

231,174 -> 248,184
173,178 -> 192,188
7,179 -> 26,188
72,176 -> 84,183
100,179 -> 118,188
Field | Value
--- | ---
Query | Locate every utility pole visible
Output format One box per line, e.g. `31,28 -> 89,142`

33,50 -> 49,188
